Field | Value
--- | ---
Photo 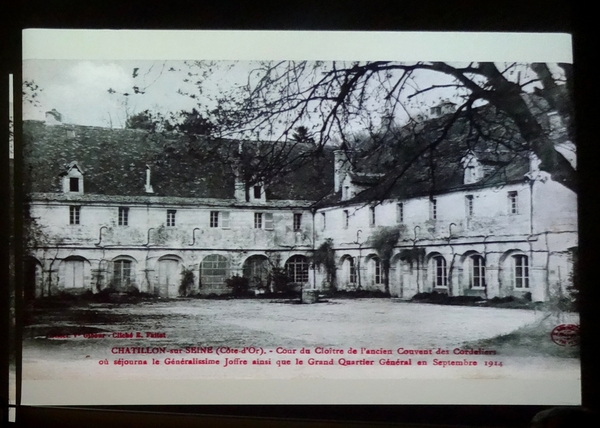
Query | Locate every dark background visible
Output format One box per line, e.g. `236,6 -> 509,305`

1,1 -> 596,427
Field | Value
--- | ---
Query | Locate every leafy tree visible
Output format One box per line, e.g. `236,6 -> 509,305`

312,238 -> 336,289
174,108 -> 216,137
23,80 -> 42,106
125,109 -> 156,131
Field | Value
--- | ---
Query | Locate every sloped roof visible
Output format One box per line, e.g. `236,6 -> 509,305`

23,94 -> 566,207
28,193 -> 314,209
316,104 -> 535,207
23,121 -> 334,201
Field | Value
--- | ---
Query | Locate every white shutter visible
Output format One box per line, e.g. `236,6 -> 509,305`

264,213 -> 274,230
221,211 -> 230,228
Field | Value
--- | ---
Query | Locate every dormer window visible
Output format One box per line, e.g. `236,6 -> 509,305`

461,151 -> 483,185
69,177 -> 79,192
61,161 -> 84,194
249,182 -> 266,203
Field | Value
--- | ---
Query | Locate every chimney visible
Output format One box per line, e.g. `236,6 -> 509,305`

45,109 -> 63,126
430,101 -> 456,118
145,165 -> 154,193
234,176 -> 246,201
233,141 -> 247,201
333,143 -> 352,193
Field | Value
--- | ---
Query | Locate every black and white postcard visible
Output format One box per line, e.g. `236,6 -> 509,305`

18,30 -> 579,405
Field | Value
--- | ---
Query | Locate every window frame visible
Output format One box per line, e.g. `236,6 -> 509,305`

113,259 -> 132,288
396,202 -> 404,224
343,210 -> 349,229
469,255 -> 486,289
369,206 -> 376,227
430,199 -> 437,220
254,212 -> 263,229
285,255 -> 310,283
465,195 -> 474,218
210,211 -> 219,228
373,257 -> 382,284
293,213 -> 302,231
118,207 -> 129,226
69,177 -> 80,192
508,191 -> 518,215
348,258 -> 356,284
69,205 -> 80,225
432,255 -> 448,288
200,254 -> 229,288
512,254 -> 529,289
166,209 -> 176,227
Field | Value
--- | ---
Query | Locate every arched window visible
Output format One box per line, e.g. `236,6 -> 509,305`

349,258 -> 357,284
512,255 -> 529,289
200,255 -> 229,288
285,255 -> 309,283
373,257 -> 382,284
432,255 -> 447,287
340,256 -> 356,285
60,256 -> 91,290
113,259 -> 132,288
243,255 -> 270,288
468,255 -> 486,289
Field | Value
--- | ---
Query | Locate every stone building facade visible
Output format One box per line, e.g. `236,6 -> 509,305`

23,106 -> 577,302
315,150 -> 577,301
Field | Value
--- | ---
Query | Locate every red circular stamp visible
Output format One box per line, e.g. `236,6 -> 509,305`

551,324 -> 580,347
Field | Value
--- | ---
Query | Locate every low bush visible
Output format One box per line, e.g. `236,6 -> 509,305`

225,275 -> 253,297
411,291 -> 483,306
179,268 -> 196,296
329,289 -> 390,299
